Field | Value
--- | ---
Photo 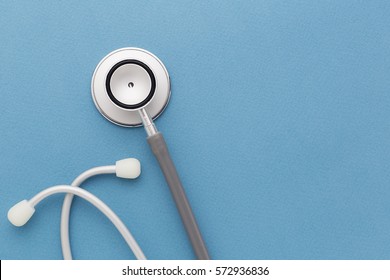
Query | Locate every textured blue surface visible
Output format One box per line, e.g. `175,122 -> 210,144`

1,1 -> 390,260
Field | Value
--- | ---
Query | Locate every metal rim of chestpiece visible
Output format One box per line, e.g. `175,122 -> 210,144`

91,47 -> 171,127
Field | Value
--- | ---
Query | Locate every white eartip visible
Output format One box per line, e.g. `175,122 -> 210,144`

116,158 -> 141,179
8,200 -> 35,227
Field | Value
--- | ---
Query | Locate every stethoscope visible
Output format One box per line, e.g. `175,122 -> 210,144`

8,48 -> 210,260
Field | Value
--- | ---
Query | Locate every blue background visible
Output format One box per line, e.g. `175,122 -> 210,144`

1,1 -> 390,260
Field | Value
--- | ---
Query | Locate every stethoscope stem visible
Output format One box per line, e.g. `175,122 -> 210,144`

138,108 -> 158,137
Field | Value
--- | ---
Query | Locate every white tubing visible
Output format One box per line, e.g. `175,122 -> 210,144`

29,185 -> 146,260
60,166 -> 116,260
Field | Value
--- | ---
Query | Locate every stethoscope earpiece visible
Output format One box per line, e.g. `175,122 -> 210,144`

91,48 -> 171,127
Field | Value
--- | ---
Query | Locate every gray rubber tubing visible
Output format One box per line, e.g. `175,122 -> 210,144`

147,132 -> 210,260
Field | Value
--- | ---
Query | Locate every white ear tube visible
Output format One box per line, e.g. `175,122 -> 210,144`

116,158 -> 141,179
9,185 -> 146,260
8,159 -> 145,260
8,200 -> 35,227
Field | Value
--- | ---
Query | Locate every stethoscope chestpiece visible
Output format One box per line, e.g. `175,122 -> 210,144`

91,48 -> 171,127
